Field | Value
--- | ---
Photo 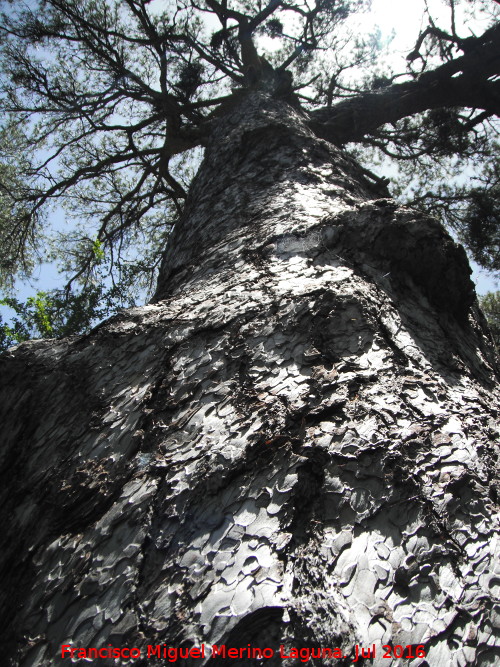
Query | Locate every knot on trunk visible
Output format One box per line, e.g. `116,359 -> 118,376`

325,204 -> 475,322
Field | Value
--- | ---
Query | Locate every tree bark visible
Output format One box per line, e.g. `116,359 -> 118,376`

1,92 -> 499,667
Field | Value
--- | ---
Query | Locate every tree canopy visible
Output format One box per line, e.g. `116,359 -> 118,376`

0,0 -> 499,343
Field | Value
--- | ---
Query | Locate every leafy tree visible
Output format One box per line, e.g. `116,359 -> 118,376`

0,292 -> 54,349
0,285 -> 121,351
0,0 -> 499,340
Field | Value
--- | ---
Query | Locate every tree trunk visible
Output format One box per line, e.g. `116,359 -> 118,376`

1,92 -> 499,667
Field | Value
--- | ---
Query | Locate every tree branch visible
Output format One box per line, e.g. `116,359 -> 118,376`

309,24 -> 500,144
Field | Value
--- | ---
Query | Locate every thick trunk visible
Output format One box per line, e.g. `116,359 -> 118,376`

1,93 -> 499,667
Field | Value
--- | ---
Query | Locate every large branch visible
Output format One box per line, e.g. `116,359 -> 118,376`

309,23 -> 500,145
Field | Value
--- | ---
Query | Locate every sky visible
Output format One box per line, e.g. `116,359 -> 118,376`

1,0 -> 498,333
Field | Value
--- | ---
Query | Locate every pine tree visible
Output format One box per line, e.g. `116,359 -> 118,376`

1,2 -> 499,665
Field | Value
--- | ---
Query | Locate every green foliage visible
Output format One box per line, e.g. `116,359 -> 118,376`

92,238 -> 105,263
0,124 -> 40,290
461,186 -> 500,274
1,289 -> 93,351
0,282 -> 134,352
421,108 -> 472,156
479,291 -> 500,349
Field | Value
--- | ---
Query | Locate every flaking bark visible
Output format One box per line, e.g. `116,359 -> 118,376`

1,92 -> 499,666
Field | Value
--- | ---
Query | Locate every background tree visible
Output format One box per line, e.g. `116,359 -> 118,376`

1,1 -> 500,666
0,285 -> 113,349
